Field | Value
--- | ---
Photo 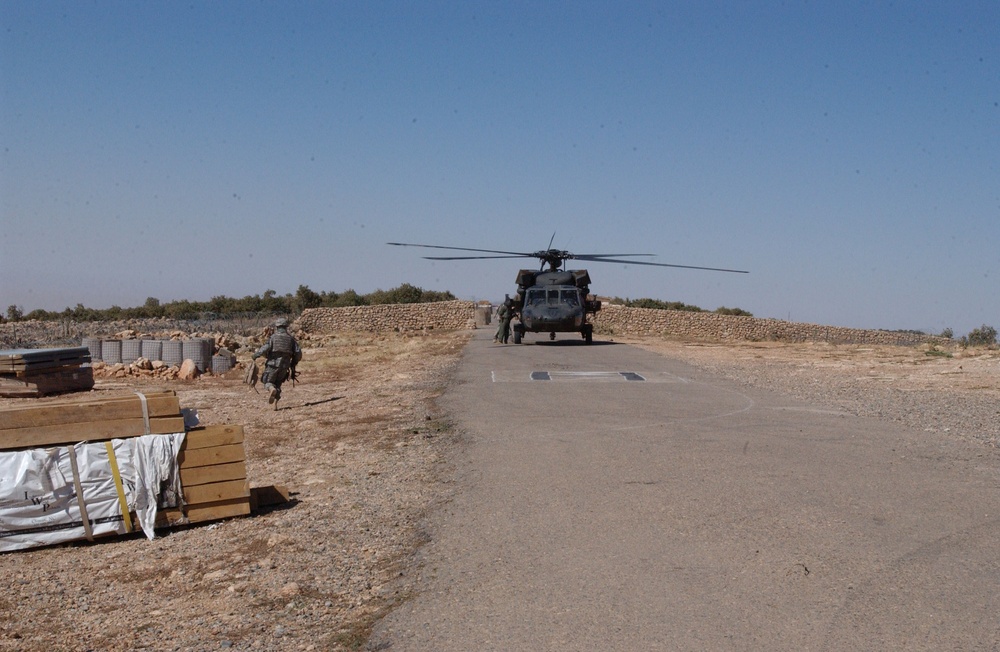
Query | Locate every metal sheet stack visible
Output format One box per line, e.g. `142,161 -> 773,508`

0,347 -> 95,398
0,390 -> 251,551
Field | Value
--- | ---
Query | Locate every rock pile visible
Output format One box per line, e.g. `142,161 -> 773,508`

90,353 -> 241,381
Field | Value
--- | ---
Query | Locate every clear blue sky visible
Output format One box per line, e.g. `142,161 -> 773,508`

2,1 -> 997,336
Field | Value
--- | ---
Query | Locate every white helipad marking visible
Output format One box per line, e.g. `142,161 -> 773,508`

491,370 -> 689,383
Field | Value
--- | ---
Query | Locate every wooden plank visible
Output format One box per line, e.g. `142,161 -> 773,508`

1,389 -> 175,411
0,416 -> 186,450
177,443 -> 245,468
155,498 -> 251,528
182,425 -> 244,450
179,461 -> 247,487
184,498 -> 251,523
183,479 -> 251,505
0,393 -> 180,430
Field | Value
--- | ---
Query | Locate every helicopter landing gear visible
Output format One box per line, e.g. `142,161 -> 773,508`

549,332 -> 556,341
513,324 -> 523,344
583,324 -> 593,344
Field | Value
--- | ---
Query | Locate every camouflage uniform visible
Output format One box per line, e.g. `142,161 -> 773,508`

253,318 -> 302,405
496,301 -> 513,344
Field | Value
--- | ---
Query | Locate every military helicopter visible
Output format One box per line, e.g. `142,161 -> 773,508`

388,238 -> 748,344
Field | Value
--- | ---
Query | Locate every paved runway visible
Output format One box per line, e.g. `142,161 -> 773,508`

369,329 -> 1000,650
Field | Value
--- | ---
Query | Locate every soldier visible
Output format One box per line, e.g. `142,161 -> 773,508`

252,317 -> 302,407
495,297 -> 514,344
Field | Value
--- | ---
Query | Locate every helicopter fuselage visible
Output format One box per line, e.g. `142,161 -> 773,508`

512,270 -> 600,344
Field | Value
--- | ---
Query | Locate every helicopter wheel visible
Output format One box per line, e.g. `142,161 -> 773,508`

549,332 -> 556,341
584,329 -> 593,344
513,328 -> 522,344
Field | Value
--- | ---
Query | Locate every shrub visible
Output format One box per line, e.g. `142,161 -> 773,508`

961,324 -> 997,348
715,306 -> 753,317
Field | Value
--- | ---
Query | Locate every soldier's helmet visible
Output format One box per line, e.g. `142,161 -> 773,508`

274,317 -> 289,329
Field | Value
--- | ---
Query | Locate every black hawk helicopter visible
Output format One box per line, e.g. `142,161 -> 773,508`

388,238 -> 747,344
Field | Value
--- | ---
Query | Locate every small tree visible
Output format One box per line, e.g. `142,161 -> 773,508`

962,324 -> 997,347
6,305 -> 23,322
294,284 -> 323,311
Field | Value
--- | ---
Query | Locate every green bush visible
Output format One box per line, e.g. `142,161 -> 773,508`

715,306 -> 753,317
961,324 -> 997,348
8,283 -> 456,322
610,297 -> 704,312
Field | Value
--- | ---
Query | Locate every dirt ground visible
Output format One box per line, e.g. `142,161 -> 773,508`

1,330 -> 998,651
1,330 -> 471,652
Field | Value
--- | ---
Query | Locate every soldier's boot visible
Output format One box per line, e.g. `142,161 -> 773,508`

266,383 -> 278,405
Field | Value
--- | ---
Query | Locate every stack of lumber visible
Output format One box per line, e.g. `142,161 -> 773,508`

0,347 -> 94,398
158,424 -> 251,527
0,390 -> 255,550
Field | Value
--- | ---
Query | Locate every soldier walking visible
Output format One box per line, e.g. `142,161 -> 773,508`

252,317 -> 302,408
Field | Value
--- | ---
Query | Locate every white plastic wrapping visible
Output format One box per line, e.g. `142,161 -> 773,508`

0,433 -> 185,552
132,433 -> 185,538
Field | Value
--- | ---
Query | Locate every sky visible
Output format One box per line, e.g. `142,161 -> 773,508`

1,1 -> 997,336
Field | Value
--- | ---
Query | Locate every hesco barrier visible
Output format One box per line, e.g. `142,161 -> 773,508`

161,340 -> 184,366
121,339 -> 143,364
591,304 -> 947,347
82,337 -> 102,361
82,337 -> 218,368
182,338 -> 211,372
101,340 -> 122,364
141,339 -> 163,361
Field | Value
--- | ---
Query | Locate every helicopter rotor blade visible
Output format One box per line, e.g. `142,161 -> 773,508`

571,253 -> 657,259
389,241 -> 748,273
421,254 -> 537,261
572,255 -> 749,274
387,242 -> 535,257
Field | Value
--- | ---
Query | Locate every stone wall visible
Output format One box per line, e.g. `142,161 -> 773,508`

591,303 -> 946,346
296,300 -> 478,334
2,301 -> 948,347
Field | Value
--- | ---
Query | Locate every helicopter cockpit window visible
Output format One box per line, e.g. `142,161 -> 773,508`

528,289 -> 546,306
560,290 -> 579,306
547,289 -> 561,304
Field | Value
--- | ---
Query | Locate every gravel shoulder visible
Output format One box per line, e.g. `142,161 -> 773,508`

1,330 -> 997,651
620,336 -> 1000,448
